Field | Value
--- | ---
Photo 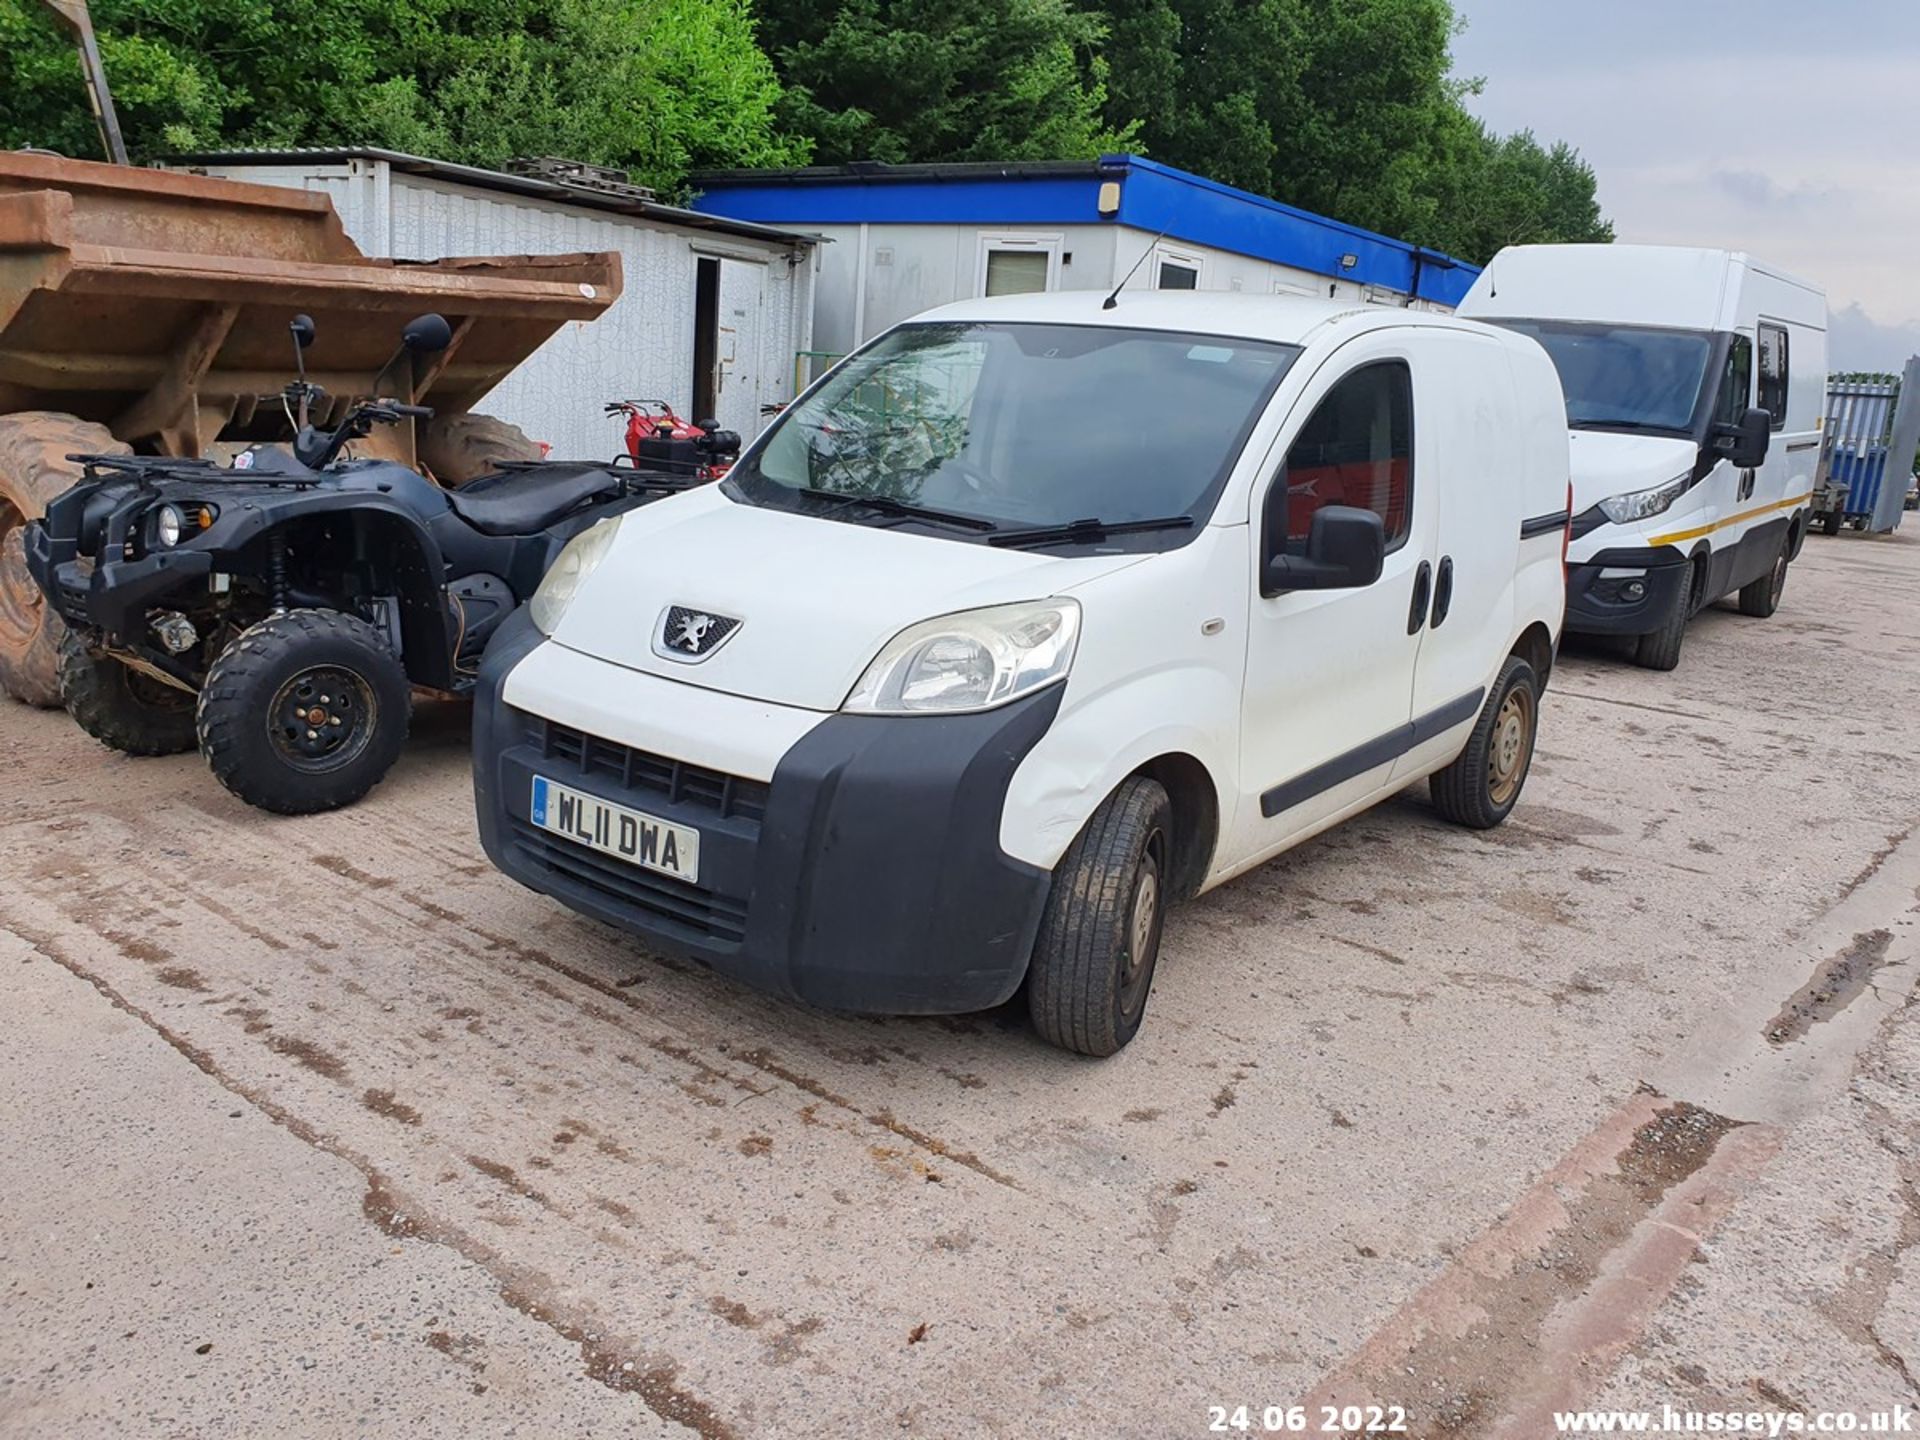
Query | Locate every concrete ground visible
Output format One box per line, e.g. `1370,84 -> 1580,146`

2,531 -> 1917,1440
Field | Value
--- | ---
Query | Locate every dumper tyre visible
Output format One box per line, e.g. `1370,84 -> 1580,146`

1737,535 -> 1789,618
1430,656 -> 1540,830
0,413 -> 128,706
58,631 -> 197,756
1027,776 -> 1172,1058
418,413 -> 543,487
197,609 -> 412,815
1819,510 -> 1842,537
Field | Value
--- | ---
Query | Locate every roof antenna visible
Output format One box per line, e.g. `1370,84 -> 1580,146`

1104,230 -> 1168,309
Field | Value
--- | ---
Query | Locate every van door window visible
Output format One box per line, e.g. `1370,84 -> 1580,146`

1266,361 -> 1414,559
1714,335 -> 1753,426
1757,323 -> 1789,429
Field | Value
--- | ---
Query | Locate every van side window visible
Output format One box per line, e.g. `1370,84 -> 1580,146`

1267,361 -> 1413,557
1714,336 -> 1753,426
1757,324 -> 1789,429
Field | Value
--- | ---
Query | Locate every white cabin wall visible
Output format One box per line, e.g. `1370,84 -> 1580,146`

195,160 -> 810,461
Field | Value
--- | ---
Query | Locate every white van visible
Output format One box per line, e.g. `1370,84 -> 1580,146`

1459,244 -> 1828,669
472,293 -> 1569,1054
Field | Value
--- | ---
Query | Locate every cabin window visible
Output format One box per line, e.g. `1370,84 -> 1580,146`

1269,361 -> 1414,557
1714,335 -> 1753,426
1757,323 -> 1790,429
977,233 -> 1062,297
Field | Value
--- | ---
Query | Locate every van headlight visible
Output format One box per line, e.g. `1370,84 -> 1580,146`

529,517 -> 622,635
1598,473 -> 1691,525
843,599 -> 1081,714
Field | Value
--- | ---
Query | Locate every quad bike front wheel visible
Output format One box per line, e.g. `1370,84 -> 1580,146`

58,631 -> 198,756
0,412 -> 128,706
197,609 -> 412,815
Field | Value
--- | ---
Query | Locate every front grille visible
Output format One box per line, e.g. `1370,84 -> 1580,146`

509,819 -> 750,944
526,714 -> 768,823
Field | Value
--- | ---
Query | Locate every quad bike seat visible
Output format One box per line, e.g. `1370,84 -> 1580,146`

445,464 -> 625,536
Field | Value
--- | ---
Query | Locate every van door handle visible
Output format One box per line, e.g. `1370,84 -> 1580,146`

1407,560 -> 1432,634
1431,556 -> 1455,627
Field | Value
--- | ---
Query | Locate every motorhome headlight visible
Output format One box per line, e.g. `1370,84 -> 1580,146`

1597,472 -> 1691,525
529,517 -> 623,635
156,504 -> 184,548
843,599 -> 1081,715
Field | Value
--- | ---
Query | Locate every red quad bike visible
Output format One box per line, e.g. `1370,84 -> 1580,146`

605,401 -> 741,480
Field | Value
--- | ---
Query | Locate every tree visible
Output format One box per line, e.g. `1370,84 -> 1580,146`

1092,0 -> 1611,263
0,0 -> 807,196
757,0 -> 1137,165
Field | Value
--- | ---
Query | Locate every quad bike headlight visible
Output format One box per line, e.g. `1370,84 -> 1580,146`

153,503 -> 217,548
529,517 -> 623,636
843,599 -> 1080,715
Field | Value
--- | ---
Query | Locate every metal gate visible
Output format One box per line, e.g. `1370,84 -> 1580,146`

1818,360 -> 1919,533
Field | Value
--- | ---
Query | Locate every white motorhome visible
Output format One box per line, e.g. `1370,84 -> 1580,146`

1460,244 -> 1828,669
472,292 -> 1569,1054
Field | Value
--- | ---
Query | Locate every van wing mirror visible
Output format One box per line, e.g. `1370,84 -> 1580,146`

1712,406 -> 1771,469
1262,505 -> 1386,597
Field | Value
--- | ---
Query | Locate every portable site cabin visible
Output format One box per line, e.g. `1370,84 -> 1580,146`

176,150 -> 818,458
689,154 -> 1480,374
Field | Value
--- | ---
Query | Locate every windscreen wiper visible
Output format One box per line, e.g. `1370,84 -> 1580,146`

987,514 -> 1196,549
792,484 -> 999,532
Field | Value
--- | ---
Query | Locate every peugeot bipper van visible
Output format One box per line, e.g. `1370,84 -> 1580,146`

1460,245 -> 1827,670
472,293 -> 1569,1055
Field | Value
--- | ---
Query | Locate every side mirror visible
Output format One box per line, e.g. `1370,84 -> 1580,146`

1712,405 -> 1771,469
1262,504 -> 1385,597
289,314 -> 316,349
402,313 -> 454,354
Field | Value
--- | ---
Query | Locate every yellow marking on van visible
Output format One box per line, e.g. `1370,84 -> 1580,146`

1648,491 -> 1813,547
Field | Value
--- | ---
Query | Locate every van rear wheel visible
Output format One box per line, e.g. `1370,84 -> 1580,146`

1430,656 -> 1540,830
1737,539 -> 1789,618
1027,776 -> 1172,1057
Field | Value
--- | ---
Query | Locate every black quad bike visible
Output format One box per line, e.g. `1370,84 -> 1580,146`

25,313 -> 718,815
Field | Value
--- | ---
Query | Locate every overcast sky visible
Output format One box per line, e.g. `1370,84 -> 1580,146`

1449,0 -> 1920,373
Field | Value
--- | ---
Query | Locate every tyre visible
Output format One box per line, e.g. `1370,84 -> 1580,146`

0,412 -> 128,706
196,609 -> 412,815
1026,776 -> 1173,1057
1430,656 -> 1540,830
58,631 -> 197,756
418,412 -> 542,487
1820,509 -> 1843,537
1631,569 -> 1692,671
1737,536 -> 1789,618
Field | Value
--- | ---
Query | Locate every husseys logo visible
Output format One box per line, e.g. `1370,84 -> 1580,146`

653,603 -> 742,662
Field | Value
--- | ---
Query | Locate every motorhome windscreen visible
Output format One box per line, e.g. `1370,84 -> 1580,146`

729,322 -> 1300,542
1488,320 -> 1714,434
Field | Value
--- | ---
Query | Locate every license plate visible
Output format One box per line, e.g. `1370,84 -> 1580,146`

530,775 -> 699,885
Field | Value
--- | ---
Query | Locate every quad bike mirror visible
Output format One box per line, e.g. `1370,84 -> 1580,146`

290,314 -> 316,349
402,313 -> 454,354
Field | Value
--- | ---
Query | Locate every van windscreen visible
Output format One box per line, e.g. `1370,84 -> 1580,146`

1489,319 -> 1713,434
728,322 -> 1300,546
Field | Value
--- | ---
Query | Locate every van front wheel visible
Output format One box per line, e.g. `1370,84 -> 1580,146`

1027,776 -> 1172,1057
1430,656 -> 1540,830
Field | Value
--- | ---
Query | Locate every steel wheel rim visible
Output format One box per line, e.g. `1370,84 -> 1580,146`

0,500 -> 41,650
268,665 -> 378,773
1488,686 -> 1534,808
1118,831 -> 1165,1023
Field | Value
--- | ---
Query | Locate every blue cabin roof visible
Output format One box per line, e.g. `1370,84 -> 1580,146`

689,154 -> 1480,307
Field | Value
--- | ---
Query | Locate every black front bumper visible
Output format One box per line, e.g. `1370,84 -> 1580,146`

1565,546 -> 1690,637
472,611 -> 1059,1015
